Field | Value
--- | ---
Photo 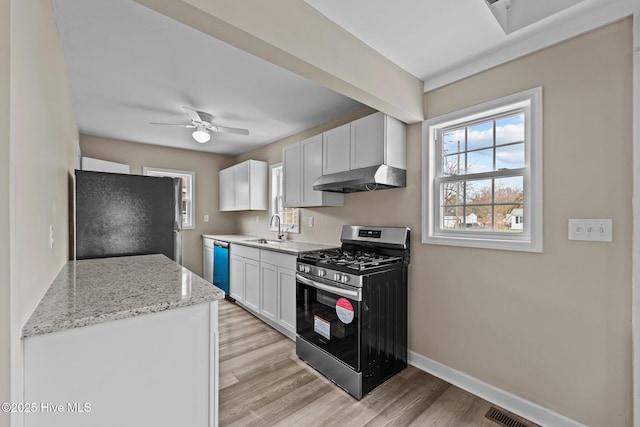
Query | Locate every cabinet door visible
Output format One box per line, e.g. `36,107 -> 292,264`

282,143 -> 301,208
218,167 -> 234,211
203,243 -> 213,283
350,112 -> 385,170
301,134 -> 323,206
260,262 -> 278,323
243,258 -> 260,313
229,254 -> 244,302
322,123 -> 350,175
277,268 -> 296,333
233,161 -> 250,210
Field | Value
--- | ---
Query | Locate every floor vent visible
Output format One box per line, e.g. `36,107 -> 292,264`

485,407 -> 532,427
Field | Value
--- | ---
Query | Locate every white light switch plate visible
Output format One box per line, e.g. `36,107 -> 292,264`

568,219 -> 613,242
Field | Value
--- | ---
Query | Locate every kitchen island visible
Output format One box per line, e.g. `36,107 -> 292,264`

22,254 -> 224,427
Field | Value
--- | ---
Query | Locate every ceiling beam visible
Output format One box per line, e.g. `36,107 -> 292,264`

134,0 -> 425,123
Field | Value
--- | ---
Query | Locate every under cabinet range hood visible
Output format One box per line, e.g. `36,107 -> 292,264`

313,164 -> 406,193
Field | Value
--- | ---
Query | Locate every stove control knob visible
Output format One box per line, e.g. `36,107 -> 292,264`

318,269 -> 326,277
298,265 -> 304,272
334,273 -> 341,281
304,266 -> 311,273
341,275 -> 350,283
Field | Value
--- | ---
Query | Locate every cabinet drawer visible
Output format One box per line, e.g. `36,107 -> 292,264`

230,244 -> 260,260
260,250 -> 296,270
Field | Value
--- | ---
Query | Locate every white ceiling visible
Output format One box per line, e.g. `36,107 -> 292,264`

52,0 -> 634,156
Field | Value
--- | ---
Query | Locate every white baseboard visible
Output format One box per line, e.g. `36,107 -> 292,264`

408,351 -> 586,427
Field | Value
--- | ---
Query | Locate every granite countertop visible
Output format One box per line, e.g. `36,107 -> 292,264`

202,234 -> 337,254
22,254 -> 225,338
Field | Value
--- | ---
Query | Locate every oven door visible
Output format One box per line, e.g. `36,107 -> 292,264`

296,272 -> 362,371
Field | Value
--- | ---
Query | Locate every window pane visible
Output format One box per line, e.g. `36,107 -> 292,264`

495,176 -> 523,203
442,181 -> 464,206
496,114 -> 524,145
466,205 -> 492,230
466,179 -> 492,205
467,148 -> 493,174
443,129 -> 465,154
467,121 -> 493,151
496,143 -> 525,170
497,204 -> 524,232
443,154 -> 464,175
441,206 -> 464,230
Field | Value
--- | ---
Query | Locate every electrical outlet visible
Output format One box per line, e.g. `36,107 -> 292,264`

49,224 -> 54,249
568,219 -> 613,242
203,214 -> 209,222
308,216 -> 314,227
256,215 -> 260,224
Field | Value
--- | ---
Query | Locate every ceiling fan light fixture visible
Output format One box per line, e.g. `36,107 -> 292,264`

192,126 -> 211,143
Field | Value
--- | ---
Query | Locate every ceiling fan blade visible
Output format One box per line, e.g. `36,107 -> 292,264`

211,125 -> 250,135
183,106 -> 203,123
150,122 -> 195,128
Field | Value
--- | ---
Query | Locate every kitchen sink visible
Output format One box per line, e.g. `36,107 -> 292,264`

247,238 -> 283,245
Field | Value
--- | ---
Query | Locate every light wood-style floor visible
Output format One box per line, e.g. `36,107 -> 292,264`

218,299 -> 537,427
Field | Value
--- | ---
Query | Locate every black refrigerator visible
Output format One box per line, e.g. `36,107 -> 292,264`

75,170 -> 183,264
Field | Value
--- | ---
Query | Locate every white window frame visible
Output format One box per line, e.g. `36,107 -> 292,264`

422,87 -> 543,252
269,163 -> 300,234
143,167 -> 195,230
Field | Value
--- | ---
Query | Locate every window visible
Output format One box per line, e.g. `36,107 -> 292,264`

270,163 -> 299,233
143,167 -> 195,230
422,87 -> 542,252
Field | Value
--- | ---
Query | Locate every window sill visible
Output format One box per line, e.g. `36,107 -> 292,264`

422,232 -> 542,253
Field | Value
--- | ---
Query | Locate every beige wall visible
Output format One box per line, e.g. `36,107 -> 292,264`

235,20 -> 633,427
0,0 -> 10,425
9,0 -> 79,421
80,136 -> 238,275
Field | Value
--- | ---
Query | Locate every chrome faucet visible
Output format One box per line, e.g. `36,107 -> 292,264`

270,214 -> 284,240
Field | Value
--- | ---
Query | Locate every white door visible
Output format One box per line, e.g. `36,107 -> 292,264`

202,240 -> 213,283
229,255 -> 244,302
322,123 -> 350,175
233,161 -> 250,210
260,262 -> 278,323
243,258 -> 260,313
301,134 -> 323,206
350,112 -> 385,169
219,167 -> 234,211
277,267 -> 296,333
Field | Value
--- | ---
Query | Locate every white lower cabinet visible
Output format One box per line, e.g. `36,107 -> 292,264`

230,244 -> 296,339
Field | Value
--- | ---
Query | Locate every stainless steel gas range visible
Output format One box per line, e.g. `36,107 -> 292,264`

295,225 -> 410,399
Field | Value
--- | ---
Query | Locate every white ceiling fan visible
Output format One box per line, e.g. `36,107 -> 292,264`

150,107 -> 249,143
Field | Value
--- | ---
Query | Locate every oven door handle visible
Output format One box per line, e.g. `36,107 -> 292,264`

296,273 -> 362,301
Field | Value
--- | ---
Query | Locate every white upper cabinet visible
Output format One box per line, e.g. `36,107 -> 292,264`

219,160 -> 268,211
283,135 -> 344,208
323,112 -> 407,174
322,123 -> 351,175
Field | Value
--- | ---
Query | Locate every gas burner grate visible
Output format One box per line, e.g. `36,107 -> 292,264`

299,249 -> 402,271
